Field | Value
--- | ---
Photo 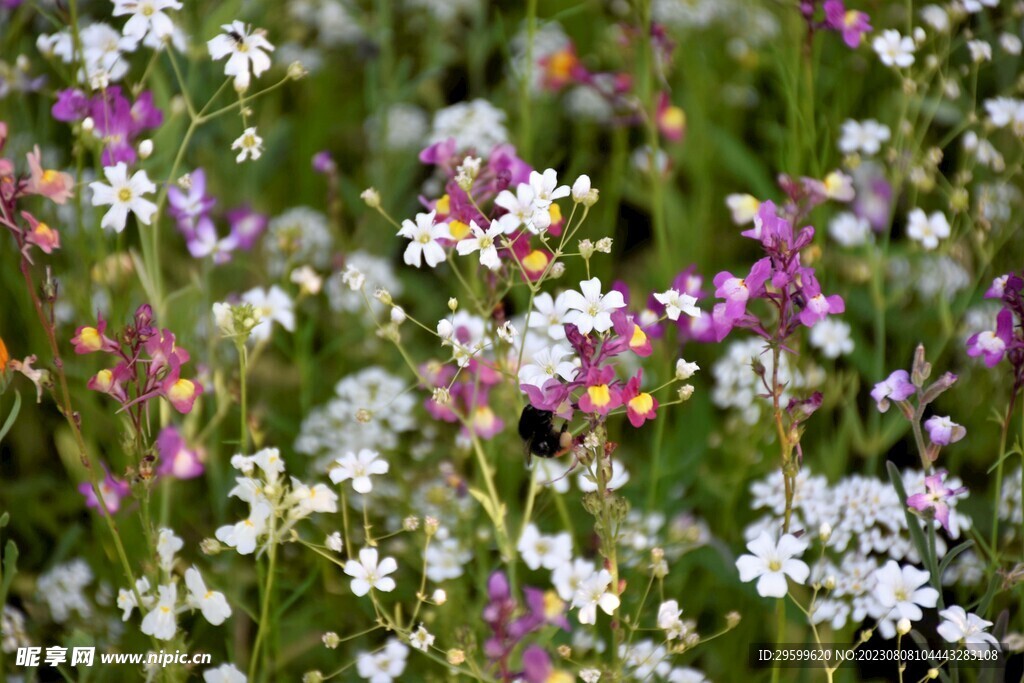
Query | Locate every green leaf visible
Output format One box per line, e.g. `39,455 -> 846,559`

0,539 -> 19,606
937,540 -> 974,580
985,447 -> 1022,474
0,390 -> 22,444
886,462 -> 932,578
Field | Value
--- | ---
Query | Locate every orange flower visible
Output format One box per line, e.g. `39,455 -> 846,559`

0,336 -> 8,373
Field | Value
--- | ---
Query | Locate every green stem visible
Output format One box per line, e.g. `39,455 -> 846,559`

249,521 -> 278,681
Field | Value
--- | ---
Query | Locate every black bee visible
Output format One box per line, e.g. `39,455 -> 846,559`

226,29 -> 245,46
518,405 -> 572,466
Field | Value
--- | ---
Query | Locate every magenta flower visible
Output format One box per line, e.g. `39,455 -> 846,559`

870,370 -> 916,412
167,168 -> 216,232
924,415 -> 966,446
577,366 -> 622,415
312,150 -> 336,174
78,467 -> 130,515
226,206 -> 268,251
907,470 -> 967,533
70,315 -> 119,354
87,364 -> 132,403
156,426 -> 204,479
622,372 -> 658,428
966,308 -> 1013,368
823,0 -> 872,48
610,310 -> 652,357
798,273 -> 845,327
160,359 -> 203,414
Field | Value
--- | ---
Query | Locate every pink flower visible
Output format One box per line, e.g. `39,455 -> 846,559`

87,364 -> 132,404
70,315 -> 119,354
156,426 -> 205,479
656,92 -> 686,141
21,212 -> 61,256
870,370 -> 916,412
25,145 -> 74,204
610,310 -> 652,357
924,415 -> 966,446
907,470 -> 966,533
966,309 -> 1012,368
78,467 -> 130,515
577,366 -> 622,415
824,0 -> 872,48
798,274 -> 845,327
622,372 -> 658,428
160,360 -> 203,414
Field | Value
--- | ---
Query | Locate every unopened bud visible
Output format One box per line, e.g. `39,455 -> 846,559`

897,618 -> 912,636
374,288 -> 392,306
578,239 -> 596,259
447,649 -> 465,665
557,645 -> 571,659
678,384 -> 694,401
726,611 -> 741,629
138,139 -> 153,159
403,516 -> 420,531
361,188 -> 381,209
424,515 -> 440,536
302,671 -> 323,683
819,522 -> 832,543
200,538 -> 221,555
82,116 -> 95,133
824,575 -> 836,591
432,588 -> 447,605
390,306 -> 407,324
448,297 -> 458,312
322,632 -> 340,649
287,61 -> 308,80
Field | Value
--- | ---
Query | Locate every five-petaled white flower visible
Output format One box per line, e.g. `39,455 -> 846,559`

409,625 -> 435,652
90,162 -> 157,233
494,183 -> 551,235
344,547 -> 398,596
242,285 -> 295,341
330,449 -> 389,494
657,600 -> 685,640
185,567 -> 232,626
518,344 -> 577,388
654,289 -> 701,321
455,220 -> 503,270
203,663 -> 246,683
356,639 -> 408,683
873,30 -> 915,68
207,21 -> 274,92
529,168 -> 570,205
572,568 -> 620,625
140,583 -> 178,640
838,119 -> 891,156
113,0 -> 182,42
517,523 -> 573,571
937,605 -> 999,650
735,531 -> 810,598
528,291 -> 572,340
562,277 -> 627,335
215,501 -> 271,555
872,560 -> 938,623
906,209 -> 950,250
398,211 -> 450,268
287,477 -> 339,517
232,127 -> 264,163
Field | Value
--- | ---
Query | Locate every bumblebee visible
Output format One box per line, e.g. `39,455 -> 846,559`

518,405 -> 573,466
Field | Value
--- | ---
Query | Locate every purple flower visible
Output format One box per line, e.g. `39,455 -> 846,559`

312,151 -> 336,174
87,87 -> 164,165
966,308 -> 1013,368
985,274 -> 1023,299
78,467 -> 131,515
186,217 -> 238,263
923,415 -> 966,446
52,88 -> 90,122
226,206 -> 268,251
906,470 -> 967,533
870,370 -> 916,412
168,168 -> 216,232
521,646 -> 554,683
823,0 -> 872,48
798,273 -> 845,327
156,426 -> 205,479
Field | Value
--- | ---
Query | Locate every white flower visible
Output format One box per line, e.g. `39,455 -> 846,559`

156,528 -> 183,572
838,119 -> 891,155
919,5 -> 949,31
232,127 -> 264,162
113,0 -> 181,42
552,558 -> 597,602
207,21 -> 274,91
252,447 -> 286,481
518,344 -> 576,388
735,531 -> 810,598
356,639 -> 408,683
725,193 -> 761,224
906,209 -> 950,250
203,663 -> 246,683
962,0 -> 997,12
562,277 -> 626,335
518,524 -> 572,570
455,220 -> 503,270
398,211 -> 450,268
287,477 -> 339,517
577,459 -> 630,492
657,600 -> 684,639
1000,33 -> 1022,56
571,175 -> 592,202
117,577 -> 152,621
326,531 -> 344,553
822,171 -> 855,201
873,30 -> 915,68
242,286 -> 295,341
654,289 -> 701,321
809,319 -> 854,358
215,502 -> 271,555
431,589 -> 447,605
344,548 -> 398,596
330,449 -> 389,494
829,212 -> 871,247
937,606 -> 999,650
89,163 -> 157,232
984,97 -> 1024,132
409,625 -> 435,652
494,183 -> 551,234
529,168 -> 570,205
872,560 -> 939,623
968,40 -> 992,63
675,359 -> 699,380
185,567 -> 232,626
572,569 -> 620,625
140,583 -> 177,640
580,669 -> 602,683
290,265 -> 323,294
528,292 -> 571,340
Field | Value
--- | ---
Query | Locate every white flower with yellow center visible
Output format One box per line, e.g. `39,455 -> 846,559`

562,277 -> 626,335
455,220 -> 503,270
330,449 -> 389,494
140,583 -> 178,640
735,531 -> 809,598
232,127 -> 264,162
398,211 -> 450,268
344,548 -> 398,596
89,162 -> 157,233
113,0 -> 182,42
207,21 -> 274,92
185,567 -> 232,625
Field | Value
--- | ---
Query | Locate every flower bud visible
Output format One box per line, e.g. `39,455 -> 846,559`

549,262 -> 567,278
928,669 -> 939,679
390,306 -> 407,325
897,618 -> 912,636
448,297 -> 458,312
138,139 -> 153,159
678,384 -> 694,401
302,671 -> 323,683
287,61 -> 308,80
361,188 -> 381,209
578,239 -> 596,259
726,611 -> 741,629
557,645 -> 572,659
424,515 -> 440,536
82,116 -> 95,133
447,649 -> 465,665
432,588 -> 447,605
325,532 -> 343,553
581,188 -> 600,207
403,516 -> 420,531
200,538 -> 221,555
819,522 -> 832,543
322,632 -> 340,649
824,575 -> 836,591
571,175 -> 591,202
374,288 -> 392,305
675,359 -> 699,380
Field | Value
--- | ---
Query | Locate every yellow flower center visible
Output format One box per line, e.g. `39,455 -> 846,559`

80,327 -> 103,351
629,324 -> 647,348
117,187 -> 133,203
587,384 -> 611,407
661,105 -> 686,130
435,194 -> 451,215
522,249 -> 549,274
628,393 -> 654,415
448,220 -> 470,240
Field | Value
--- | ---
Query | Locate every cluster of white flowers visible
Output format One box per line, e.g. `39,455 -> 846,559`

838,119 -> 891,157
984,97 -> 1024,135
427,99 -> 509,153
710,338 -> 822,424
355,638 -> 409,683
1,605 -> 31,654
37,23 -> 137,87
215,448 -> 338,555
266,206 -> 333,276
289,0 -> 365,48
618,638 -> 709,682
913,255 -> 970,300
744,468 -> 977,635
295,367 -> 417,467
37,559 -> 94,622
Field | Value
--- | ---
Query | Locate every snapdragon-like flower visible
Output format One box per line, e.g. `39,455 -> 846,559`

562,277 -> 627,335
923,416 -> 966,446
398,211 -> 450,268
571,569 -> 619,624
937,606 -> 999,650
25,146 -> 73,204
870,370 -> 916,412
329,449 -> 389,494
78,466 -> 130,515
735,531 -> 809,598
203,664 -> 246,683
822,0 -> 872,48
89,162 -> 157,232
344,548 -> 398,596
966,308 -> 1013,367
215,502 -> 271,555
207,21 -> 274,92
907,470 -> 967,533
185,567 -> 232,625
140,583 -> 177,640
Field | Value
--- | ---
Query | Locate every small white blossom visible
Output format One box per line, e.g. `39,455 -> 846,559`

572,569 -> 620,625
89,163 -> 157,232
113,0 -> 181,42
203,663 -> 246,683
873,30 -> 915,68
409,625 -> 435,652
156,528 -> 183,572
329,449 -> 389,494
344,548 -> 398,596
654,289 -> 701,321
398,211 -> 450,268
232,127 -> 264,162
140,583 -> 177,640
735,531 -> 810,598
906,209 -> 950,250
185,567 -> 232,626
518,524 -> 573,571
937,606 -> 999,650
208,21 -> 274,91
562,277 -> 626,335
242,286 -> 295,341
455,220 -> 503,270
